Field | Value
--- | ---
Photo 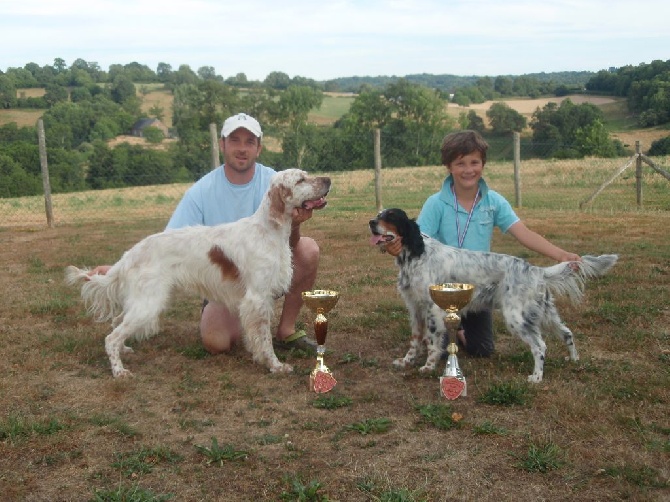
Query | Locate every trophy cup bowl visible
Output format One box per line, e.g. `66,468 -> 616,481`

302,290 -> 340,393
429,283 -> 474,314
429,283 -> 475,400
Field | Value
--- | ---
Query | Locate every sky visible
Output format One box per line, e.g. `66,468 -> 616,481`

2,0 -> 669,81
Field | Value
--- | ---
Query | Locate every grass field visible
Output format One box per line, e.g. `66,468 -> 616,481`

0,164 -> 668,501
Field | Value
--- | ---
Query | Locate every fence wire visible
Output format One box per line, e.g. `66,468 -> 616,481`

1,139 -> 668,229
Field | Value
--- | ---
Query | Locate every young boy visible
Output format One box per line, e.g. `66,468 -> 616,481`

386,130 -> 581,356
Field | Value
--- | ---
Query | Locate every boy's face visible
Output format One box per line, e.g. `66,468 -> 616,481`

447,151 -> 484,192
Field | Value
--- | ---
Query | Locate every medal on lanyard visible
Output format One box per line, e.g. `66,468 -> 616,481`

452,185 -> 479,249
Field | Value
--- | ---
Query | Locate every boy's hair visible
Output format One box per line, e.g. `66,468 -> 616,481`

441,130 -> 489,166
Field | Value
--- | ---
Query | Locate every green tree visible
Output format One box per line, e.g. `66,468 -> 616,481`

648,135 -> 670,155
0,153 -> 41,197
529,98 -> 622,158
43,83 -> 69,107
574,119 -> 624,157
110,76 -> 136,104
156,62 -> 173,83
494,76 -> 514,96
464,110 -> 486,132
173,64 -> 199,86
0,75 -> 17,108
486,102 -> 527,134
277,86 -> 323,126
264,71 -> 291,90
142,126 -> 164,144
197,66 -> 219,81
53,57 -> 67,74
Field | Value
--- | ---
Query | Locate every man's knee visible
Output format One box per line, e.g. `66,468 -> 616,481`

200,302 -> 239,354
294,237 -> 320,275
296,237 -> 319,263
201,330 -> 233,354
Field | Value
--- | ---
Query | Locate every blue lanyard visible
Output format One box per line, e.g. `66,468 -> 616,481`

452,185 -> 480,249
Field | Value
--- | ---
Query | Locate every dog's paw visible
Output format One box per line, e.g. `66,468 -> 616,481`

418,364 -> 436,374
527,373 -> 543,383
122,345 -> 134,354
392,358 -> 410,369
269,362 -> 293,374
112,368 -> 133,378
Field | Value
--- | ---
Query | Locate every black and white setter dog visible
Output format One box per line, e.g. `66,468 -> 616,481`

369,208 -> 618,383
66,169 -> 330,378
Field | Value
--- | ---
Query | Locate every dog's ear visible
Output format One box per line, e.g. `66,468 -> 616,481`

401,215 -> 425,259
267,184 -> 289,225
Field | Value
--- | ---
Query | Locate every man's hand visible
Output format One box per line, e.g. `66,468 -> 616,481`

85,265 -> 111,281
291,207 -> 313,225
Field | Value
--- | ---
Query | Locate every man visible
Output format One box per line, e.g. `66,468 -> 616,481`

90,113 -> 319,353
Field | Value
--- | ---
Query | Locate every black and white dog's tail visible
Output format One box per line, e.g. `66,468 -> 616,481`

65,265 -> 124,325
543,254 -> 618,304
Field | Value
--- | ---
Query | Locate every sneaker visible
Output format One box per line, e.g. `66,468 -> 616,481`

273,330 -> 317,351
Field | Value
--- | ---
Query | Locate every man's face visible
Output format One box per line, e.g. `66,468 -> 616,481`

220,128 -> 262,173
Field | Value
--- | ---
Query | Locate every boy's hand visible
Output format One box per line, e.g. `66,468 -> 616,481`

384,236 -> 403,256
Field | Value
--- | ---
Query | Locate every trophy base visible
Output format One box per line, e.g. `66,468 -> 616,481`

440,376 -> 467,400
309,369 -> 337,393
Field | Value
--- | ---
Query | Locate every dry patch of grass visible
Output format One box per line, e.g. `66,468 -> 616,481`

0,108 -> 44,127
1,165 -> 668,500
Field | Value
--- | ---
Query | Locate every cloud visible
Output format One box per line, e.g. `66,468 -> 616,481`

2,0 -> 669,80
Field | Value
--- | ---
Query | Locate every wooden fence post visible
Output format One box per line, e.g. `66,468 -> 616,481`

513,132 -> 521,208
635,141 -> 642,208
374,128 -> 382,211
210,123 -> 220,169
37,119 -> 54,228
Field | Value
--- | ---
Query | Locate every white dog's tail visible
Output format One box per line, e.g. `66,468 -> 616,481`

64,265 -> 124,324
543,254 -> 618,304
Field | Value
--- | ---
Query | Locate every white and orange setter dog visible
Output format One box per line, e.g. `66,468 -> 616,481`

66,169 -> 330,378
369,208 -> 618,383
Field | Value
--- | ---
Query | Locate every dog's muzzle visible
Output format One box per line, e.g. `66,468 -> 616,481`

369,220 -> 396,247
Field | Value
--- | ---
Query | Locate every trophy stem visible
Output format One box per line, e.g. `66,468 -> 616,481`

302,290 -> 339,393
316,345 -> 327,371
440,312 -> 467,399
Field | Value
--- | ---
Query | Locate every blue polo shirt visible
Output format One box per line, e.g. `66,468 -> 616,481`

417,175 -> 519,252
166,163 -> 276,229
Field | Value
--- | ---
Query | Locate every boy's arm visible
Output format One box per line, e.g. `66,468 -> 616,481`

507,221 -> 581,262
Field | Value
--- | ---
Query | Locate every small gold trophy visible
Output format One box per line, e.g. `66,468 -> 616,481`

429,283 -> 475,400
302,290 -> 340,393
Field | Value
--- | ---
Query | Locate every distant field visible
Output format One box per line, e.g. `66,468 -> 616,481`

2,88 -> 668,151
0,108 -> 44,128
309,93 -> 356,124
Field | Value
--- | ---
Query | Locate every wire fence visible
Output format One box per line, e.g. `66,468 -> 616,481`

1,135 -> 669,229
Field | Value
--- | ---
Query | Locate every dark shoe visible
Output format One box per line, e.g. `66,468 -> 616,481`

273,330 -> 317,351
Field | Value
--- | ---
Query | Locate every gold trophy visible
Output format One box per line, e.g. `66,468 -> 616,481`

302,290 -> 340,393
429,283 -> 475,400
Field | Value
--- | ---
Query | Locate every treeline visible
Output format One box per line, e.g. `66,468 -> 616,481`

1,59 -> 595,105
0,58 -> 668,198
586,59 -> 670,127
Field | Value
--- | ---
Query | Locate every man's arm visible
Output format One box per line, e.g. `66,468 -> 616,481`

289,207 -> 313,248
